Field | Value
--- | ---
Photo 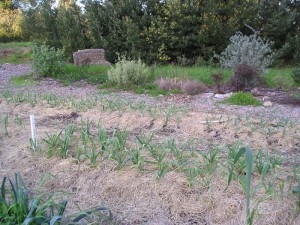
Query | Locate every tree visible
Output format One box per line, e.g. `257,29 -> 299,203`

0,0 -> 24,41
258,0 -> 300,63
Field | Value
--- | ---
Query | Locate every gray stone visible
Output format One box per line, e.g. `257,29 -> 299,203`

263,101 -> 273,107
215,92 -> 233,99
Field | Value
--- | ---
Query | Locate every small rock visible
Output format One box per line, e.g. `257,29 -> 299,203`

251,88 -> 260,96
262,96 -> 270,101
215,92 -> 233,99
204,93 -> 214,98
263,101 -> 273,107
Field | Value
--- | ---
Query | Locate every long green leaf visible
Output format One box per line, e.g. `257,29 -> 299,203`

50,215 -> 62,225
1,176 -> 7,200
245,147 -> 253,225
225,147 -> 246,191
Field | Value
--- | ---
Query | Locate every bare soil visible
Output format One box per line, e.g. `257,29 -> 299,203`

1,64 -> 300,225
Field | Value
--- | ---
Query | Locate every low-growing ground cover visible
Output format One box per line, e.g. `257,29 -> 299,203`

222,92 -> 262,106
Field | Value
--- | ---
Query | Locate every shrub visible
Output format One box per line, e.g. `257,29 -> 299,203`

180,79 -> 206,95
156,77 -> 206,95
211,72 -> 224,93
292,67 -> 300,85
32,44 -> 64,78
217,32 -> 274,74
107,57 -> 150,86
156,77 -> 182,91
229,63 -> 260,91
222,92 -> 262,106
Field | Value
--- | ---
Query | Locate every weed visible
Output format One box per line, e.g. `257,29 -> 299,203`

222,92 -> 262,106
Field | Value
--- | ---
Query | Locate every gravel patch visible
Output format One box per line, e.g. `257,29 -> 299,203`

0,63 -> 32,89
1,63 -> 300,122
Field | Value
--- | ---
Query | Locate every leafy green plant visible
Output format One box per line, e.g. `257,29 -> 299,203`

59,128 -> 74,159
225,147 -> 254,225
167,139 -> 186,169
184,167 -> 200,187
222,92 -> 262,106
136,132 -> 154,148
128,147 -> 145,171
107,56 -> 150,86
201,147 -> 219,173
0,173 -> 112,224
32,44 -> 64,78
109,130 -> 129,169
42,131 -> 63,157
84,144 -> 102,167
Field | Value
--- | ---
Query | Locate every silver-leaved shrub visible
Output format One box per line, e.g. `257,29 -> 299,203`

217,32 -> 274,74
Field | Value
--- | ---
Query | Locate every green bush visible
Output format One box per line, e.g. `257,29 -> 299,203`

222,92 -> 262,106
292,67 -> 300,85
107,57 -> 150,86
32,44 -> 64,78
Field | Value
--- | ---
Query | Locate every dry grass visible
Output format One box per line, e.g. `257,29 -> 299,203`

156,77 -> 206,95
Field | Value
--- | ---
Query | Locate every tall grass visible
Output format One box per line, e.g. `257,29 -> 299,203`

263,68 -> 294,88
152,65 -> 232,85
52,64 -> 110,85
